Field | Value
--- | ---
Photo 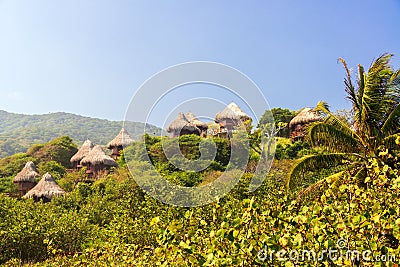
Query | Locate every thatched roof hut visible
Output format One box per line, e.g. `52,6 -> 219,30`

13,161 -> 39,198
214,102 -> 251,137
166,112 -> 201,138
289,108 -> 323,129
13,161 -> 39,183
185,112 -> 208,137
70,139 -> 94,167
24,172 -> 65,202
215,102 -> 252,124
106,128 -> 134,159
185,112 -> 208,129
81,145 -> 118,167
289,107 -> 324,141
106,128 -> 134,149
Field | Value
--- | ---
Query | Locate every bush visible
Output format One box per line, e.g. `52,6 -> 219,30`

28,136 -> 77,168
275,141 -> 311,160
38,161 -> 66,181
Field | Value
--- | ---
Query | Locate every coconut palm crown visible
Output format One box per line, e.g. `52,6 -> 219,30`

287,53 -> 400,190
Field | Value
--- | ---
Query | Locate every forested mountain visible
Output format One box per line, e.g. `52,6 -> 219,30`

0,110 -> 162,158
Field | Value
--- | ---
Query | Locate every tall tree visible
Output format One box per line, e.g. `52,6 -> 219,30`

258,108 -> 295,138
287,53 -> 400,191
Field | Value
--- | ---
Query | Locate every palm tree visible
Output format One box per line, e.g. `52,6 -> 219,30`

286,53 -> 400,191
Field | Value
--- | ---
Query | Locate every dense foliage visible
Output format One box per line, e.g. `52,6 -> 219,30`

0,54 -> 398,266
275,139 -> 312,160
0,140 -> 399,266
0,146 -> 398,266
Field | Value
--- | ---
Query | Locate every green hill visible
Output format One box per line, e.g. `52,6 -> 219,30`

0,110 -> 163,158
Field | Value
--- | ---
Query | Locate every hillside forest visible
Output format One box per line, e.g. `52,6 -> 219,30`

0,111 -> 162,158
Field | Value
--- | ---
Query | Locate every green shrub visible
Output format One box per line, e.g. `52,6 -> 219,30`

38,161 -> 66,181
29,136 -> 77,168
275,141 -> 311,160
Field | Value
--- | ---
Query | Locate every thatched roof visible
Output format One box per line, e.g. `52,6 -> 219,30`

166,112 -> 200,134
23,172 -> 65,199
185,112 -> 208,129
289,108 -> 323,127
81,145 -> 118,166
70,139 -> 94,163
13,161 -> 40,183
106,128 -> 134,149
215,102 -> 252,123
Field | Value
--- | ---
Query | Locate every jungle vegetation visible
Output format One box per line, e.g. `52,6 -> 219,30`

0,54 -> 399,266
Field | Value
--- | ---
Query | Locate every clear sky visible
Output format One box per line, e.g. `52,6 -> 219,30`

0,1 -> 399,126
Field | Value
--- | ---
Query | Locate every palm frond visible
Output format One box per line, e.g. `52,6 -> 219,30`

286,153 -> 353,190
355,64 -> 365,124
362,54 -> 394,135
314,101 -> 365,147
315,101 -> 350,132
307,122 -> 362,153
353,166 -> 367,188
388,69 -> 400,85
296,170 -> 346,203
382,134 -> 400,150
381,104 -> 400,137
388,71 -> 400,106
318,101 -> 330,113
338,58 -> 359,113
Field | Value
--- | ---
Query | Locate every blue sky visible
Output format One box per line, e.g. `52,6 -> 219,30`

0,1 -> 399,126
